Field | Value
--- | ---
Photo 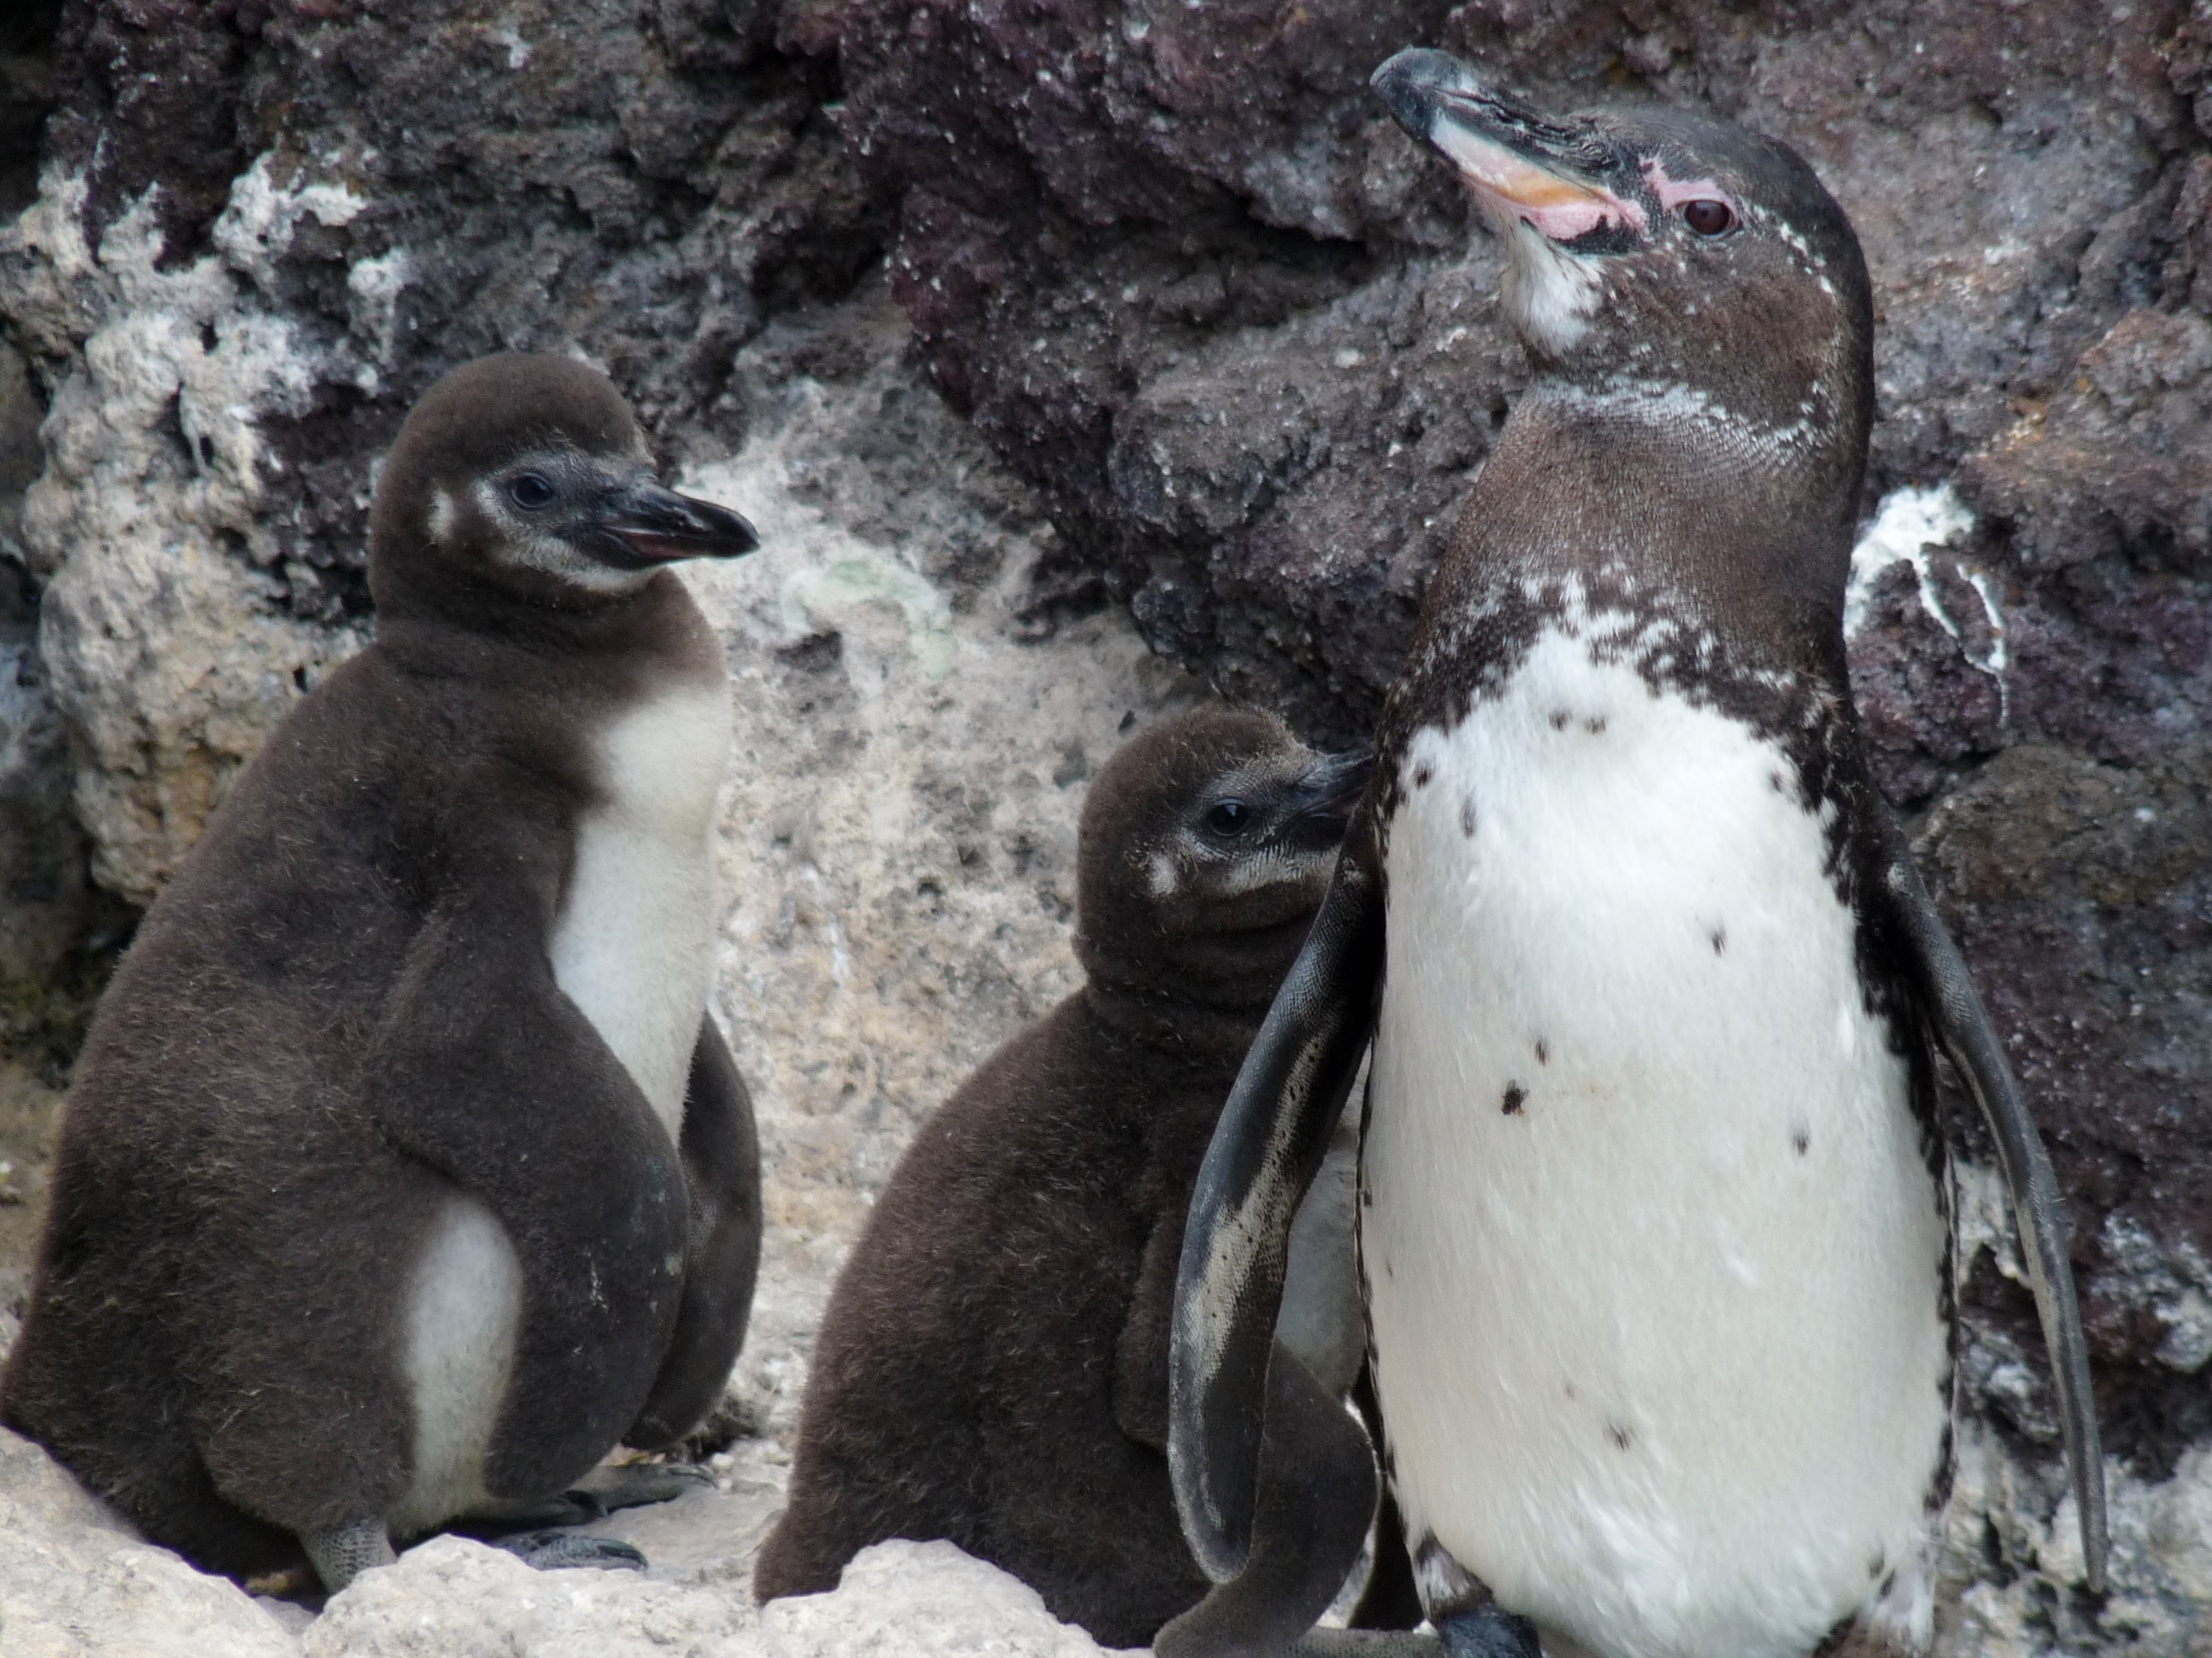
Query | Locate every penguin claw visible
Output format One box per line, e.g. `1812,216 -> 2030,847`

491,1530 -> 649,1573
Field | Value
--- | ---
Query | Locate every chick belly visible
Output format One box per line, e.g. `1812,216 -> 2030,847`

1361,701 -> 1949,1658
389,1194 -> 522,1538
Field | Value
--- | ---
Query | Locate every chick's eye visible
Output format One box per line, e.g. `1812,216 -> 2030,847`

1681,199 -> 1735,237
508,473 -> 556,509
1204,800 -> 1251,837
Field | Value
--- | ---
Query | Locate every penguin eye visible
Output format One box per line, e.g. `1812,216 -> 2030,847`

1680,199 -> 1735,237
507,473 -> 557,509
1203,800 -> 1252,838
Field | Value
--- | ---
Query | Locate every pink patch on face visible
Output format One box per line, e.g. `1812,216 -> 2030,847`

1643,156 -> 1735,218
1513,192 -> 1643,242
1430,123 -> 1646,242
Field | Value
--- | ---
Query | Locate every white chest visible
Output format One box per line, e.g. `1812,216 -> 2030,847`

549,679 -> 732,1146
1362,627 -> 1949,1658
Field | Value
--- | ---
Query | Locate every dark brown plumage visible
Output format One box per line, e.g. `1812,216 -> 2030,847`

1,354 -> 762,1588
754,708 -> 1380,1654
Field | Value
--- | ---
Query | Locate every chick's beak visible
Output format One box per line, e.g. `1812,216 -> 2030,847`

590,479 -> 760,568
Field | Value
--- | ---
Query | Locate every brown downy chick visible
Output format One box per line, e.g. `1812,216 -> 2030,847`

755,707 -> 1375,1656
3,354 -> 764,1594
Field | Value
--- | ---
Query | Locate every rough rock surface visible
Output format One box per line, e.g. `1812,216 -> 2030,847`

831,4 -> 2212,1648
0,1426 -> 299,1658
0,1 -> 2208,1656
0,1425 -> 1130,1658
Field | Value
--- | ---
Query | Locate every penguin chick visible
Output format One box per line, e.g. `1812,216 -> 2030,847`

2,354 -> 765,1594
755,708 -> 1378,1656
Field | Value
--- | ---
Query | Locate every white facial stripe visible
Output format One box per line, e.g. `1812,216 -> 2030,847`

1148,850 -> 1180,897
469,476 -> 651,596
429,488 -> 457,541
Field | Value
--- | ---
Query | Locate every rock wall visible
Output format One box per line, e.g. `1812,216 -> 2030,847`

0,1 -> 2207,1655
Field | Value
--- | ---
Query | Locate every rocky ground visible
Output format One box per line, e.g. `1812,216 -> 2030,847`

0,0 -> 2208,1654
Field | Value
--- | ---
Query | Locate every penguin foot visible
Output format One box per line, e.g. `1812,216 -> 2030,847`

1436,1609 -> 1540,1658
491,1529 -> 649,1573
1290,1630 -> 1447,1657
571,1458 -> 716,1514
455,1460 -> 717,1539
302,1521 -> 397,1594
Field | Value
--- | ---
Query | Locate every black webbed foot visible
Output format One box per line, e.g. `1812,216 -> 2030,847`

453,1460 -> 717,1539
1290,1630 -> 1446,1657
570,1458 -> 717,1514
1436,1607 -> 1540,1658
491,1529 -> 649,1573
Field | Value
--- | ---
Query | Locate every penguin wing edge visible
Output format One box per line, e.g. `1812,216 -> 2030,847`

1874,804 -> 2109,1593
625,1017 -> 764,1448
1168,820 -> 1385,1585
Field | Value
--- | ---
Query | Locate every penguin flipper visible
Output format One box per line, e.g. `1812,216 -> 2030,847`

1155,1342 -> 1379,1658
625,1019 -> 765,1448
1169,816 -> 1386,1584
366,869 -> 690,1493
1872,803 -> 2108,1592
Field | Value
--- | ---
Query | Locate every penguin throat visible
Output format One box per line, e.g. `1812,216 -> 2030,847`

1501,221 -> 1604,356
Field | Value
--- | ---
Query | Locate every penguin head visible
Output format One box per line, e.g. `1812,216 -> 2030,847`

369,354 -> 758,617
1373,49 -> 1872,468
1074,708 -> 1370,1009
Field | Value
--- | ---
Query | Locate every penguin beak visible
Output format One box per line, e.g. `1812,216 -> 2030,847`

1371,48 -> 1643,243
1276,747 -> 1373,849
587,479 -> 761,568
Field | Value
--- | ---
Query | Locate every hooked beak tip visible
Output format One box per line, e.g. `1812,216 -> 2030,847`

598,484 -> 760,565
1371,46 -> 1629,235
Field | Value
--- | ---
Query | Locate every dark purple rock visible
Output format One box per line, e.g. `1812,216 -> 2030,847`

21,0 -> 887,624
840,0 -> 2212,1488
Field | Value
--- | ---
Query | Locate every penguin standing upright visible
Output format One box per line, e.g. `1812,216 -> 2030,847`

1169,52 -> 2106,1658
2,354 -> 764,1592
756,708 -> 1383,1657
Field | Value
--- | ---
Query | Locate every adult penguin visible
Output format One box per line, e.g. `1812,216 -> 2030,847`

4,354 -> 764,1593
1170,51 -> 2106,1658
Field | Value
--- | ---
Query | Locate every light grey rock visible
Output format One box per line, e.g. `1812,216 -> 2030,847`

756,1538 -> 1133,1657
573,1440 -> 789,1595
307,1534 -> 753,1658
0,1426 -> 301,1658
3,169 -> 367,903
675,282 -> 1199,1435
306,1533 -> 1128,1658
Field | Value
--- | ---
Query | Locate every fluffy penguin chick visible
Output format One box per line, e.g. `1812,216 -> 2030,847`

1169,49 -> 2105,1658
1,354 -> 766,1593
756,709 -> 1377,1657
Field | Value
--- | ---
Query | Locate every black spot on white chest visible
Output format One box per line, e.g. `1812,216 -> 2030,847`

1358,625 -> 1951,1656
